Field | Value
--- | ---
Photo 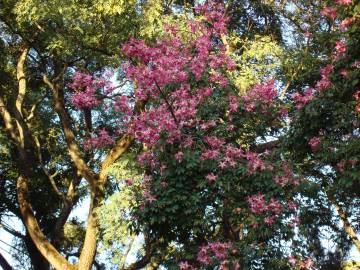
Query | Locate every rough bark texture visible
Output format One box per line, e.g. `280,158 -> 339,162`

17,176 -> 76,270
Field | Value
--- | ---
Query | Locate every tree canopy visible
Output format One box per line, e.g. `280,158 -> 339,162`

0,0 -> 360,270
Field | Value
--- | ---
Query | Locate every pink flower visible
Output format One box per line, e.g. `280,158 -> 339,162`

320,64 -> 334,77
336,0 -> 352,5
205,136 -> 225,149
143,191 -> 157,203
248,193 -> 267,215
245,152 -> 266,173
353,90 -> 360,100
229,94 -> 239,113
200,149 -> 220,160
308,137 -> 321,151
267,198 -> 282,215
300,258 -> 314,269
340,17 -> 355,31
197,246 -> 211,265
288,256 -> 297,266
321,6 -> 337,20
179,261 -> 192,270
340,69 -> 349,78
197,241 -> 233,266
206,173 -> 218,182
264,216 -> 276,226
287,200 -> 298,210
334,40 -> 347,59
84,128 -> 114,149
315,64 -> 333,91
175,151 -> 184,163
304,31 -> 312,38
291,88 -> 314,109
243,80 -> 277,112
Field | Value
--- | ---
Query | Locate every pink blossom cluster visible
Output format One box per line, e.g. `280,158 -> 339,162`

195,0 -> 229,35
273,162 -> 298,187
247,194 -> 298,226
321,6 -> 337,20
228,94 -> 239,113
315,64 -> 333,91
137,152 -> 157,168
204,136 -> 226,149
69,72 -> 100,108
340,17 -> 355,31
335,0 -> 353,5
114,95 -> 133,115
122,3 -> 236,151
333,40 -> 347,60
244,151 -> 267,174
69,72 -> 114,109
242,80 -> 278,112
178,261 -> 194,270
197,241 -> 232,265
247,193 -> 267,215
83,128 -> 114,149
291,88 -> 315,109
308,136 -> 321,151
206,173 -> 218,182
288,256 -> 314,269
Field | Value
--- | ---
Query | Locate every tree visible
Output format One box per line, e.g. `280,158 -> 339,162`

0,0 -> 167,269
2,0 -> 360,269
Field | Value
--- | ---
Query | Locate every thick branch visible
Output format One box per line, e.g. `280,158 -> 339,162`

43,75 -> 98,189
253,138 -> 281,153
16,176 -> 75,270
15,47 -> 29,117
77,194 -> 99,270
0,96 -> 19,143
99,134 -> 133,183
99,98 -> 146,184
121,243 -> 154,270
52,173 -> 81,245
327,193 -> 360,252
13,47 -> 29,149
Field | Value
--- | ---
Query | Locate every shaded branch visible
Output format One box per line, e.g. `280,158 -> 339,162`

120,242 -> 155,270
0,251 -> 13,270
253,138 -> 282,153
0,96 -> 19,143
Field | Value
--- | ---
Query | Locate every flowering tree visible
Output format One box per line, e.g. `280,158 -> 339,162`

286,0 -> 360,266
2,0 -> 360,269
67,1 -> 311,268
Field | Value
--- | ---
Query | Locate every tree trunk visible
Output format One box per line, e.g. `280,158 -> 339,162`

24,233 -> 50,270
17,176 -> 76,270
